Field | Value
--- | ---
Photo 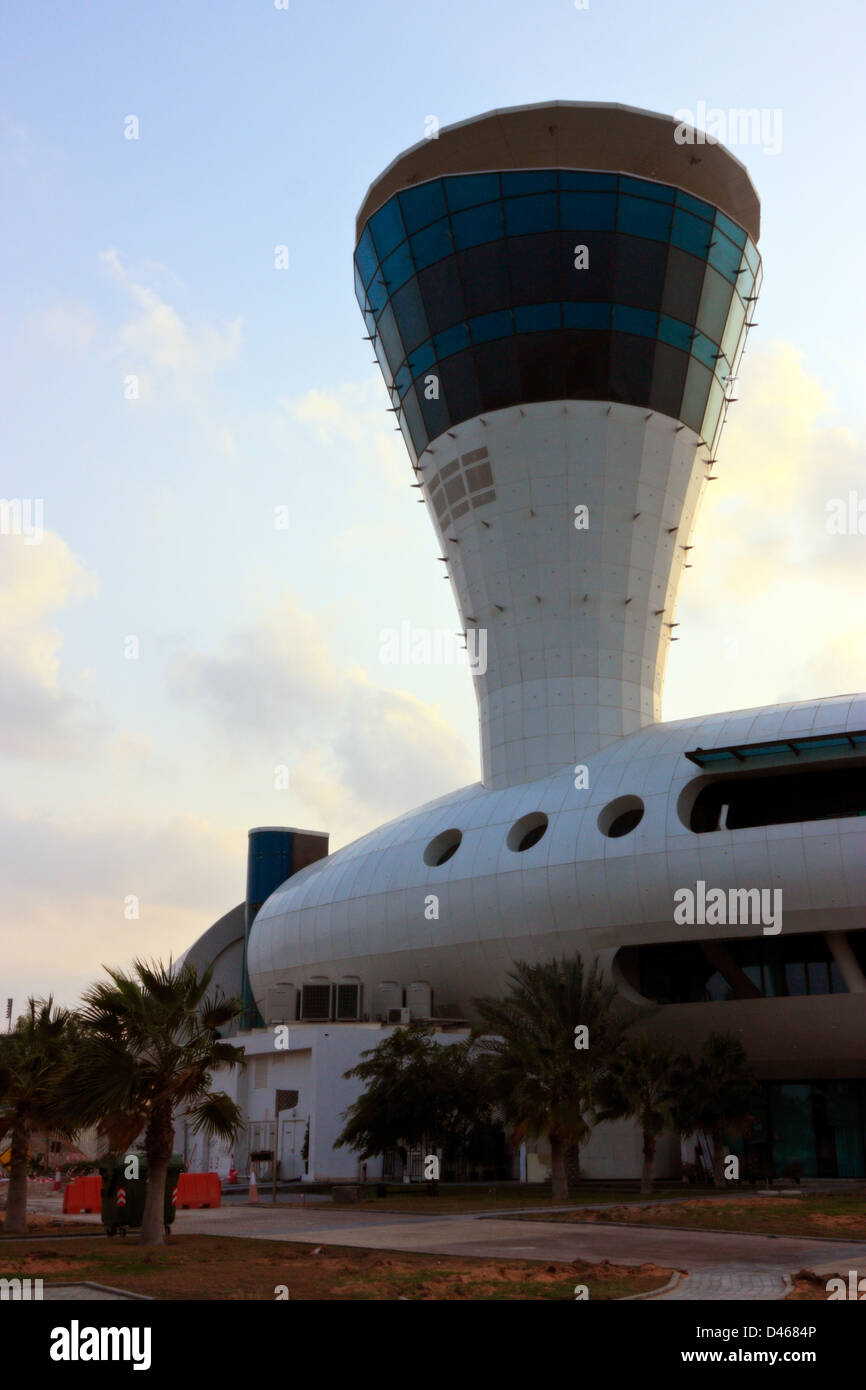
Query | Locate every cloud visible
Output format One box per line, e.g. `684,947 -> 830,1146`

0,532 -> 104,759
100,249 -> 242,402
20,303 -> 96,358
167,591 -> 476,837
666,343 -> 866,719
281,380 -> 406,491
0,811 -> 243,1008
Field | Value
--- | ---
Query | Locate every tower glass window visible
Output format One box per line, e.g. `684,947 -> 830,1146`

355,170 -> 760,458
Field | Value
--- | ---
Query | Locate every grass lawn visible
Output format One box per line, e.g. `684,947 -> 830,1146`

353,1182 -> 686,1215
0,1234 -> 672,1300
521,1192 -> 866,1240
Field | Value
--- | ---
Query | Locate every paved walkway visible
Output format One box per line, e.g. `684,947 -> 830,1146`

160,1204 -> 866,1301
20,1188 -> 866,1301
41,1282 -> 152,1301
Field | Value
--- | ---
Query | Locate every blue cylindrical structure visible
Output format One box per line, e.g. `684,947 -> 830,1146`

242,828 -> 294,1028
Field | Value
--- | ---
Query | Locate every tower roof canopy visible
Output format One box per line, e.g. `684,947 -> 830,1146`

356,100 -> 760,242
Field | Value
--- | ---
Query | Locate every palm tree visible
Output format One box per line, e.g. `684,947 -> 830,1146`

673,1032 -> 758,1188
63,959 -> 245,1245
0,998 -> 76,1235
594,1032 -> 679,1194
473,956 -> 635,1200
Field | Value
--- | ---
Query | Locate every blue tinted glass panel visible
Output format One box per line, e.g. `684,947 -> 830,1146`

696,265 -> 733,343
470,310 -> 513,343
558,171 -> 617,191
715,210 -> 747,248
366,276 -> 388,317
416,371 -> 450,440
434,322 -> 471,359
380,241 -> 415,294
785,962 -> 807,996
400,384 -> 426,456
399,180 -> 446,234
411,219 -> 454,269
355,227 -> 379,287
444,173 -> 500,211
720,291 -> 746,363
619,175 -> 674,203
505,193 -> 559,235
369,200 -> 406,260
502,170 -> 557,194
676,190 -> 714,223
394,364 -> 412,395
701,373 -> 725,445
736,256 -> 755,301
563,301 -> 610,329
681,356 -> 712,433
744,238 -> 761,275
354,263 -> 366,310
617,195 -> 673,241
658,314 -> 693,352
377,301 -> 404,370
708,231 -> 741,283
451,201 -> 504,249
613,305 -> 658,337
391,277 -> 429,354
691,330 -> 718,370
407,341 -> 436,376
671,209 -> 712,257
373,332 -> 393,388
515,303 -> 561,332
560,191 -> 616,230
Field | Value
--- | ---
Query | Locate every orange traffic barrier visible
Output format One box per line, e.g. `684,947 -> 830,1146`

175,1172 -> 221,1209
62,1174 -> 102,1213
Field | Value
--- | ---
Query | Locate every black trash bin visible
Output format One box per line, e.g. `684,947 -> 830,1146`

99,1152 -> 185,1238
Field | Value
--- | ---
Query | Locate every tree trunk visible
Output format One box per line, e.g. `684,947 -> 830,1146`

565,1142 -> 582,1188
4,1118 -> 30,1235
641,1129 -> 656,1195
549,1133 -> 569,1201
140,1103 -> 174,1246
711,1127 -> 726,1189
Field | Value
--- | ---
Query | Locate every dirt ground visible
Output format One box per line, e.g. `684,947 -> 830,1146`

529,1193 -> 866,1240
0,1234 -> 673,1300
786,1269 -> 844,1300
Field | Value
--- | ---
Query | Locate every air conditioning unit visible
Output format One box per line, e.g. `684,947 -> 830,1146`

387,1007 -> 411,1025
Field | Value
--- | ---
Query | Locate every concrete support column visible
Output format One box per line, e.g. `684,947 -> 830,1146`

826,931 -> 866,994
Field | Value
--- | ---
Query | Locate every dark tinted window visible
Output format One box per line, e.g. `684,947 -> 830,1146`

662,247 -> 706,323
560,231 -> 615,302
508,232 -> 561,306
439,349 -> 482,421
517,331 -> 564,401
474,337 -> 520,412
458,241 -> 511,318
610,333 -> 655,403
649,342 -> 689,417
615,235 -> 668,310
418,258 -> 465,335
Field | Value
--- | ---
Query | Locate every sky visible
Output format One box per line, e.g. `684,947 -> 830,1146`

1,0 -> 864,1011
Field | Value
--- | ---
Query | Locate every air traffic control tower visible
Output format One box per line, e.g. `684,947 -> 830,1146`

235,103 -> 866,1177
354,102 -> 762,789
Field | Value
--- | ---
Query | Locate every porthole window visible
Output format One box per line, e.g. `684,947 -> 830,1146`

598,795 -> 644,838
507,811 -> 549,853
423,828 -> 463,866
